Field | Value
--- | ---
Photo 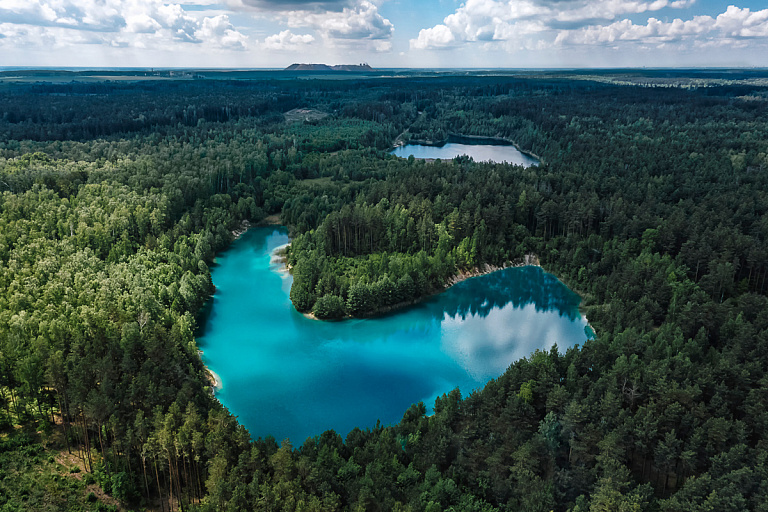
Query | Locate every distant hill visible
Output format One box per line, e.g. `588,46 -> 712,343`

285,63 -> 374,72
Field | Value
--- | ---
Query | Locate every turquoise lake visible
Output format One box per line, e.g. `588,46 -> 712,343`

391,141 -> 539,166
197,227 -> 592,444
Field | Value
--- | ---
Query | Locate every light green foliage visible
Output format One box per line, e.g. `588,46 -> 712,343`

519,380 -> 536,404
1,71 -> 768,512
0,432 -> 101,511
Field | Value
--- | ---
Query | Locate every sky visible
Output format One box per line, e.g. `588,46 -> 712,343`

0,0 -> 767,68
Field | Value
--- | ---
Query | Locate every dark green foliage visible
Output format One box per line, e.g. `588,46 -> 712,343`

1,70 -> 768,511
313,294 -> 347,320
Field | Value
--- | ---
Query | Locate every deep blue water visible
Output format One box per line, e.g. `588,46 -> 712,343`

197,227 -> 592,443
391,141 -> 539,166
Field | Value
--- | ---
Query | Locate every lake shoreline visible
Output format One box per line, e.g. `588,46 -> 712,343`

271,241 -> 595,337
199,350 -> 223,395
207,368 -> 223,392
346,255 -> 542,320
231,220 -> 251,240
272,242 -> 549,321
231,214 -> 282,242
197,226 -> 596,441
272,242 -> 291,274
213,225 -> 597,337
393,133 -> 543,164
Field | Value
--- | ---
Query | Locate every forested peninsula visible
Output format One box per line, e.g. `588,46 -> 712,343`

1,69 -> 768,511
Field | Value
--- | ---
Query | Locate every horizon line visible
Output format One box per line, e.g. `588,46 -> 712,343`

2,66 -> 768,71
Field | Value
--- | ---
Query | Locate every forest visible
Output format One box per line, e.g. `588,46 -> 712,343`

1,69 -> 768,511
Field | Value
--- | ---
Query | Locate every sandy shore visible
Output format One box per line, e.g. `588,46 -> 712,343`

207,368 -> 223,393
198,350 -> 223,394
266,241 -> 595,338
231,214 -> 282,241
444,254 -> 540,287
285,253 -> 544,322
231,220 -> 251,240
271,243 -> 292,275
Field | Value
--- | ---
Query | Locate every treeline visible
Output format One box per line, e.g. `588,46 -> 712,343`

1,72 -> 767,511
279,73 -> 768,323
0,153 -> 253,508
284,163 -> 531,318
279,74 -> 768,509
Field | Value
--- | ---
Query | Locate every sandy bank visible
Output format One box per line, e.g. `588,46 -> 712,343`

279,251 -> 544,322
267,234 -> 594,337
231,220 -> 251,240
271,242 -> 291,275
445,254 -> 540,287
207,368 -> 223,392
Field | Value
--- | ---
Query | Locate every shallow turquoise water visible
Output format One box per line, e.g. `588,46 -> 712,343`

197,227 -> 592,444
391,142 -> 539,166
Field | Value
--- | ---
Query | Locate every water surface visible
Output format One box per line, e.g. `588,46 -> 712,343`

392,139 -> 539,166
197,227 -> 591,443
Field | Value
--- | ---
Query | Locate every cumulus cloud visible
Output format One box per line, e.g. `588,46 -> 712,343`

281,0 -> 394,50
410,0 -> 694,49
311,1 -> 391,39
0,0 -> 124,32
196,14 -> 249,49
0,0 -> 396,58
715,5 -> 768,38
125,13 -> 162,34
263,29 -> 315,50
556,16 -> 712,45
222,0 -> 396,51
410,0 -> 768,53
153,3 -> 201,42
411,24 -> 456,49
552,0 -> 695,24
226,0 -> 353,12
557,6 -> 768,46
0,0 -> 249,51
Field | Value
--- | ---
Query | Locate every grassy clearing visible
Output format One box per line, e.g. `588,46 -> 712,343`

284,108 -> 329,123
0,397 -> 120,512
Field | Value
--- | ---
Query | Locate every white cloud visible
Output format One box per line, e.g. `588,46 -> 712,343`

715,5 -> 768,38
226,0 -> 353,12
409,0 -> 696,50
552,0 -> 695,24
410,0 -> 768,54
263,29 -> 315,50
283,0 -> 394,50
0,0 -> 398,62
0,0 -> 124,31
125,13 -> 162,34
200,0 -> 396,52
0,0 -> 249,50
556,6 -> 768,47
196,14 -> 249,49
555,16 -> 714,45
411,24 -> 456,49
153,3 -> 201,42
317,1 -> 392,39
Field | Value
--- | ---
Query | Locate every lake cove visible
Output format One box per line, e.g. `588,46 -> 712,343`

197,227 -> 593,444
392,136 -> 539,166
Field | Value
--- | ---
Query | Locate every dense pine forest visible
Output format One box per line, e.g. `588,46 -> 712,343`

1,70 -> 768,511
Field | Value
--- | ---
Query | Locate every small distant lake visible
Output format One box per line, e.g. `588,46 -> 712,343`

392,136 -> 539,166
197,227 -> 591,444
